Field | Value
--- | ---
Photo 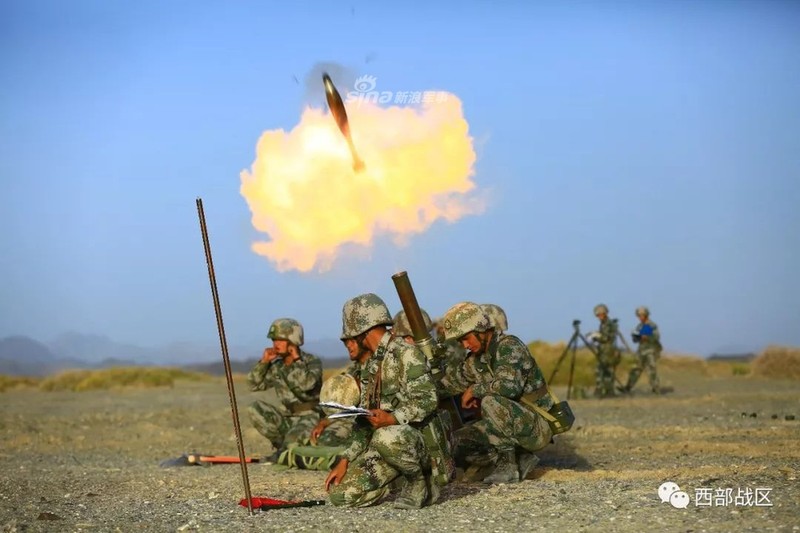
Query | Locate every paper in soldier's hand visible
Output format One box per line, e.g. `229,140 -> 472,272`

319,402 -> 370,419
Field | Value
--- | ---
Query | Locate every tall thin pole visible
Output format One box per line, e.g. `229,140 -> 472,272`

196,198 -> 254,515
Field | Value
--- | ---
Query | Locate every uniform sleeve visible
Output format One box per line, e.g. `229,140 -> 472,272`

436,344 -> 470,396
279,352 -> 323,402
340,420 -> 371,461
247,360 -> 276,391
598,321 -> 617,343
471,340 -> 526,399
651,322 -> 661,343
391,345 -> 438,426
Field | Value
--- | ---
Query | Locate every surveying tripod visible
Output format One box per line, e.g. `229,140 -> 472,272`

549,319 -> 628,400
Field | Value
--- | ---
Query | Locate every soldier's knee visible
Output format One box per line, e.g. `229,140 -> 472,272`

328,485 -> 387,508
371,425 -> 406,447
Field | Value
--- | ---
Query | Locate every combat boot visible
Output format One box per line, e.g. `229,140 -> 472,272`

517,451 -> 539,481
482,450 -> 519,484
393,473 -> 428,510
425,474 -> 441,506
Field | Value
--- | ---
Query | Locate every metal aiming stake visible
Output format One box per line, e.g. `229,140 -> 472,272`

196,198 -> 254,515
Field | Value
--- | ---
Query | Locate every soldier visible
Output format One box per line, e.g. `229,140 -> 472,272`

481,304 -> 508,335
588,304 -> 621,398
392,308 -> 433,345
274,373 -> 360,471
247,318 -> 323,458
441,302 -> 553,484
310,373 -> 360,447
621,306 -> 662,394
325,294 -> 440,509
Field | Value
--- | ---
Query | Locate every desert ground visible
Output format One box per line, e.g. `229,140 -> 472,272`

1,366 -> 798,532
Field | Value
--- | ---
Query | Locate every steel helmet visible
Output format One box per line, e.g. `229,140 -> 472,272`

392,309 -> 432,337
319,374 -> 360,415
593,304 -> 609,317
441,302 -> 492,342
268,318 -> 304,346
481,304 -> 508,332
340,293 -> 393,340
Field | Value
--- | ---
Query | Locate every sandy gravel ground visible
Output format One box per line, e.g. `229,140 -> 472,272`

1,369 -> 798,532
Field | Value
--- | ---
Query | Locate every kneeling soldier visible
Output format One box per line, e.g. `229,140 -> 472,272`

442,302 -> 553,484
326,294 -> 440,509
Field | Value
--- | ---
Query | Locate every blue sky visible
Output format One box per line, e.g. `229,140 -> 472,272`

1,0 -> 798,357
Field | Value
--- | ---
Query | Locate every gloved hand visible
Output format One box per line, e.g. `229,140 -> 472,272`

587,331 -> 601,342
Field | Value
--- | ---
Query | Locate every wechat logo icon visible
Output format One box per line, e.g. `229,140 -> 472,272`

659,481 -> 690,509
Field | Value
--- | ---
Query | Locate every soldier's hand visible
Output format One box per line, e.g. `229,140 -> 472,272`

261,348 -> 278,363
283,344 -> 301,365
310,418 -> 331,445
461,386 -> 479,409
325,458 -> 348,491
367,409 -> 397,429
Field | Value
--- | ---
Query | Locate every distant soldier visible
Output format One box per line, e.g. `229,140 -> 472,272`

481,304 -> 508,335
247,318 -> 323,457
326,294 -> 441,509
441,302 -> 553,484
621,306 -> 662,394
588,304 -> 620,398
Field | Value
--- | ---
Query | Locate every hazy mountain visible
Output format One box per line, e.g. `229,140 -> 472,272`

0,335 -> 88,376
0,332 -> 353,377
49,332 -> 159,364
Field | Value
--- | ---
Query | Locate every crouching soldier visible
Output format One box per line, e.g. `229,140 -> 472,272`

441,302 -> 554,484
247,318 -> 323,458
326,293 -> 440,509
310,372 -> 360,447
276,373 -> 361,471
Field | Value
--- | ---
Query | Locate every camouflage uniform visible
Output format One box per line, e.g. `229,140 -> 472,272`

247,318 -> 323,453
316,369 -> 360,447
591,304 -> 620,398
276,371 -> 360,471
624,306 -> 662,393
442,302 -> 553,484
329,294 -> 440,509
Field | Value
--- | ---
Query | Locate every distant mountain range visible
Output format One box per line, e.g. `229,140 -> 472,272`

0,332 -> 349,376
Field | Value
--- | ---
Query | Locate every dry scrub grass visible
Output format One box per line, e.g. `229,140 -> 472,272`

37,367 -> 212,392
0,375 -> 39,393
751,345 -> 800,380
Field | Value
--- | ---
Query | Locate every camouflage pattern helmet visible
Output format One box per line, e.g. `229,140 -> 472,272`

441,302 -> 492,341
481,304 -> 508,332
635,306 -> 650,317
319,373 -> 360,415
267,318 -> 304,346
340,293 -> 393,340
392,309 -> 432,337
593,304 -> 609,317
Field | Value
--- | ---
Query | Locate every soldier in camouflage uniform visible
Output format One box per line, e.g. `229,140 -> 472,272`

431,315 -> 470,397
441,302 -> 553,484
621,306 -> 662,394
326,294 -> 440,509
481,304 -> 508,334
310,373 -> 359,448
272,373 -> 360,471
247,318 -> 323,456
588,304 -> 621,398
